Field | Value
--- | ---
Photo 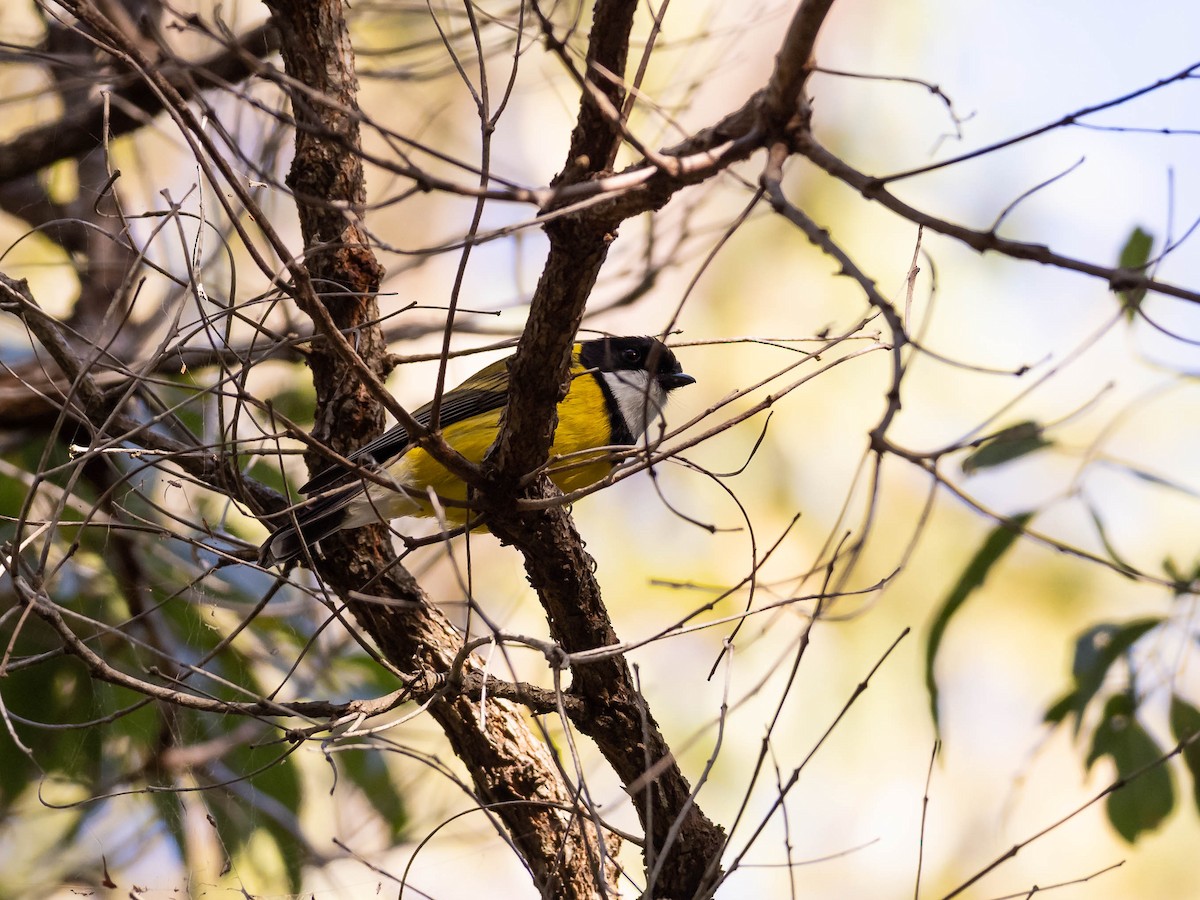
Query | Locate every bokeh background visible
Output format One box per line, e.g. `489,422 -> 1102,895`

2,0 -> 1200,897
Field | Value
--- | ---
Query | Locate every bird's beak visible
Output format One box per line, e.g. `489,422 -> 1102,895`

658,372 -> 696,390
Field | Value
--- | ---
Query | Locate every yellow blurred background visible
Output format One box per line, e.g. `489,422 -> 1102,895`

3,0 -> 1200,897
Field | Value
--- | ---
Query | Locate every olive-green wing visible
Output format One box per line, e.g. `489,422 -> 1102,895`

299,357 -> 511,495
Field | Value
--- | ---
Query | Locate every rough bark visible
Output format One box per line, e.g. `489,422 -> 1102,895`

261,1 -> 618,895
2,0 -> 847,895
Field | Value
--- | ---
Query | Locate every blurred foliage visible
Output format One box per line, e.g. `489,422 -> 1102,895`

930,505 -> 1200,844
1041,604 -> 1200,842
925,512 -> 1034,735
2,1 -> 1200,896
0,443 -> 408,894
1116,226 -> 1154,321
961,421 -> 1053,475
1086,692 -> 1174,842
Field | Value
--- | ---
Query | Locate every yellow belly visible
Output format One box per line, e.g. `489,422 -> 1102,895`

381,374 -> 616,522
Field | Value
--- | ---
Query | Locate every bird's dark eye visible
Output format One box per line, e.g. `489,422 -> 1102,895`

622,347 -> 641,364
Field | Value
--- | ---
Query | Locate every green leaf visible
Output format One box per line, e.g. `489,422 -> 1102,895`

1087,693 -> 1174,842
196,738 -> 304,890
267,381 -> 317,425
261,818 -> 305,892
239,742 -> 304,892
243,457 -> 290,497
1044,690 -> 1078,725
961,422 -> 1052,475
203,785 -> 249,863
1169,695 -> 1200,817
150,789 -> 189,865
925,512 -> 1034,735
1065,618 -> 1160,736
1115,226 -> 1154,321
1161,556 -> 1200,596
255,743 -> 303,811
0,655 -> 102,807
341,748 -> 408,841
158,597 -> 264,702
1084,503 -> 1139,578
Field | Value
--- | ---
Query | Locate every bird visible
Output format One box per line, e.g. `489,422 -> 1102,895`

260,335 -> 695,566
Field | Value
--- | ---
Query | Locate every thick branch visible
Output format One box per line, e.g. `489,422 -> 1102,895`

490,0 -> 642,488
554,0 -> 640,184
763,0 -> 835,126
487,488 -> 727,898
481,10 -> 730,887
476,2 -> 847,893
260,1 -> 616,894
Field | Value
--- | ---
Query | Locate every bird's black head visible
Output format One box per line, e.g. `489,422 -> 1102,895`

578,336 -> 695,443
579,336 -> 696,392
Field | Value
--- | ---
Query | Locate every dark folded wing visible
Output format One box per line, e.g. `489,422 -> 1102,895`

298,359 -> 511,495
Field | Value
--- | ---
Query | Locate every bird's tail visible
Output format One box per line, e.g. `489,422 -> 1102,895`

259,484 -> 361,567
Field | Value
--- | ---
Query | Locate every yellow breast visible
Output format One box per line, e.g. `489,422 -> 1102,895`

544,371 -> 617,493
386,372 -> 616,521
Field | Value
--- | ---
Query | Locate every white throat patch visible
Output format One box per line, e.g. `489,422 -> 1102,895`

602,369 -> 668,441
